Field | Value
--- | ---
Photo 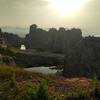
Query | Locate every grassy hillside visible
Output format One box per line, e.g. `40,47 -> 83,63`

0,65 -> 100,100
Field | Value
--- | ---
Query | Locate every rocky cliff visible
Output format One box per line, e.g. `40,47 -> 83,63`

25,24 -> 82,53
64,36 -> 100,79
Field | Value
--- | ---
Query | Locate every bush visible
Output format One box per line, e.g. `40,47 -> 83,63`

26,80 -> 49,100
37,80 -> 49,100
2,56 -> 14,65
91,74 -> 100,98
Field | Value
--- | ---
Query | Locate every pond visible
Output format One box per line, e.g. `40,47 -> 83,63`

24,66 -> 62,74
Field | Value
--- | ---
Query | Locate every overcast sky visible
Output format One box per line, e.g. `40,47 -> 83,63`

0,0 -> 100,36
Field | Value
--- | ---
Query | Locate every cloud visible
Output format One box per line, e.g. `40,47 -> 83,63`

0,0 -> 49,14
0,0 -> 49,8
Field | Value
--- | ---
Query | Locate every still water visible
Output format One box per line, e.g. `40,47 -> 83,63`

24,66 -> 59,74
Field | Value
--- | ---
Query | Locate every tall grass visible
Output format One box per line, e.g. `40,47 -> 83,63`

0,65 -> 100,100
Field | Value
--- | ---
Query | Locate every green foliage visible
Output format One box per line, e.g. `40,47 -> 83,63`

65,91 -> 90,100
0,71 -> 19,100
37,80 -> 49,100
26,81 -> 38,100
2,55 -> 14,65
26,80 -> 49,100
91,74 -> 100,98
10,72 -> 17,88
0,66 -> 100,100
92,74 -> 98,87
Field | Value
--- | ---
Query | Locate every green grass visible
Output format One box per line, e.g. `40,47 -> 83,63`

0,65 -> 49,100
0,65 -> 100,100
10,47 -> 33,55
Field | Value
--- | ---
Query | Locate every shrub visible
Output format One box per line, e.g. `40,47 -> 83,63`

26,80 -> 49,100
37,80 -> 49,100
91,74 -> 100,98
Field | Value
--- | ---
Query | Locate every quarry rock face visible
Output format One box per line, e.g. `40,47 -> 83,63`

25,24 -> 48,50
64,37 -> 100,78
25,24 -> 82,53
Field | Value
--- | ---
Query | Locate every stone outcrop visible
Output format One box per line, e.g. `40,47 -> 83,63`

63,36 -> 100,79
25,24 -> 48,50
13,52 -> 64,67
0,28 -> 23,49
0,29 -> 7,50
25,24 -> 82,53
1,25 -> 100,78
2,32 -> 22,48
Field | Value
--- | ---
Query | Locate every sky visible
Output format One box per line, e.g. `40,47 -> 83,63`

0,0 -> 100,36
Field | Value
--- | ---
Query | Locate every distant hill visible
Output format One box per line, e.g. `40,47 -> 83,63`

1,27 -> 29,38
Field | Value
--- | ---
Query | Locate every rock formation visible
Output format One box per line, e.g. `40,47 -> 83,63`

0,29 -> 7,50
25,24 -> 82,53
1,25 -> 100,78
63,36 -> 100,79
2,32 -> 22,48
